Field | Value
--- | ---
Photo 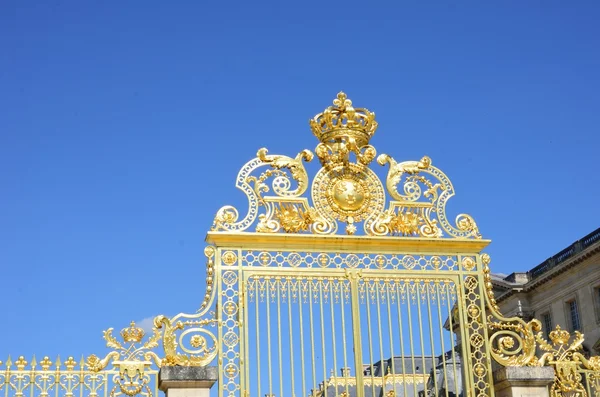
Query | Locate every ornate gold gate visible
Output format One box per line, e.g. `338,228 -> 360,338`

6,92 -> 597,397
154,93 -> 543,397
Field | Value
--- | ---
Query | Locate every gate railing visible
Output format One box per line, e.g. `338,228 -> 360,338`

0,322 -> 161,397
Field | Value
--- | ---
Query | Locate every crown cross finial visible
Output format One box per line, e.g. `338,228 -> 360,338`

310,92 -> 378,168
120,321 -> 145,343
310,91 -> 377,147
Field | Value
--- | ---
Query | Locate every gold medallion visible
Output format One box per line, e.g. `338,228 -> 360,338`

312,164 -> 384,226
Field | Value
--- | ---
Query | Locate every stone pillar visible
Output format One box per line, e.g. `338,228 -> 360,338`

493,366 -> 554,397
159,366 -> 218,397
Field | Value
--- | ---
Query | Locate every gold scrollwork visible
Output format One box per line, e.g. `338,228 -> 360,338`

211,148 -> 313,232
377,153 -> 480,239
483,253 -> 541,367
155,244 -> 220,367
154,313 -> 218,367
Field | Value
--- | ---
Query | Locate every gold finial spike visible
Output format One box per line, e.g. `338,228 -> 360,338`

31,355 -> 37,370
6,355 -> 12,369
55,355 -> 62,370
309,91 -> 377,148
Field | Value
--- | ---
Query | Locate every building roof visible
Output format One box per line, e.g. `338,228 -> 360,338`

493,227 -> 600,302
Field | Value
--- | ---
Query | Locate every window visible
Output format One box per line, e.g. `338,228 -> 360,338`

542,312 -> 552,337
568,300 -> 581,331
594,285 -> 600,323
597,287 -> 600,320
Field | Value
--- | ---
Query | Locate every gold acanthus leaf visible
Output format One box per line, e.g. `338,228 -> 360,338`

103,329 -> 123,350
536,332 -> 555,353
142,327 -> 161,350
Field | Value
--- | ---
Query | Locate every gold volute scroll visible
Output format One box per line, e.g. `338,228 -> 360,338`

211,91 -> 482,238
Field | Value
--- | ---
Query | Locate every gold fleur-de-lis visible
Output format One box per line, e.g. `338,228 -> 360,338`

333,92 -> 352,110
40,356 -> 53,370
15,356 -> 28,370
64,356 -> 77,370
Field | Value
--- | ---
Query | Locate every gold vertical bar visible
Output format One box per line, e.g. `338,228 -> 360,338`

475,260 -> 496,397
406,282 -> 419,397
277,278 -> 284,397
349,273 -> 364,397
425,281 -> 439,396
445,282 -> 459,397
308,279 -> 317,394
33,361 -> 37,397
329,280 -> 340,397
7,361 -> 12,397
243,278 -> 250,396
254,280 -> 262,397
340,281 -> 350,397
395,281 -> 408,397
375,280 -> 386,390
456,279 -> 474,397
319,280 -> 328,397
266,278 -> 273,395
415,280 -> 428,389
217,254 -> 223,397
584,372 -> 592,397
365,281 -> 376,397
287,280 -> 296,397
299,278 -> 307,397
434,282 -> 450,397
385,280 -> 396,377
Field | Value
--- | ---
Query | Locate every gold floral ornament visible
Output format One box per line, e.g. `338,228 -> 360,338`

536,325 -> 600,397
210,91 -> 483,237
85,321 -> 161,397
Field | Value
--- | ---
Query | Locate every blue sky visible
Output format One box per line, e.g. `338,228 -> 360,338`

1,1 -> 599,361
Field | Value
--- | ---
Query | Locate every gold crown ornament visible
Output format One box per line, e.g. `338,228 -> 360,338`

120,321 -> 145,343
548,325 -> 571,345
310,92 -> 377,148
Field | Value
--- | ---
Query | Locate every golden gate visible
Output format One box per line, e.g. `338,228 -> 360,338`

156,92 -> 542,397
3,93 -> 600,397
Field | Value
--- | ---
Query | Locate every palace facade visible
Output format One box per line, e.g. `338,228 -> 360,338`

493,227 -> 600,354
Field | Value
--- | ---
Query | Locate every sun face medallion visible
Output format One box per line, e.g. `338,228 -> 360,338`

312,164 -> 384,233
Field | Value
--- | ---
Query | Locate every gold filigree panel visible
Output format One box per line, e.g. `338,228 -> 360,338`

238,250 -> 469,272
